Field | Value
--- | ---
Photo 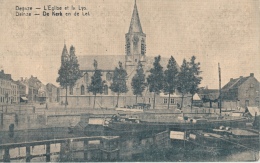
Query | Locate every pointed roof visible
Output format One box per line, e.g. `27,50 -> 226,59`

62,44 -> 69,57
128,1 -> 143,33
193,93 -> 201,100
222,76 -> 250,90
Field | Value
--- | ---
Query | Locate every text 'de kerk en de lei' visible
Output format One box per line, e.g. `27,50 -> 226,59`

15,5 -> 90,17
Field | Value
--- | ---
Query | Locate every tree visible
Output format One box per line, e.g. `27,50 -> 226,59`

110,62 -> 128,107
147,55 -> 164,109
88,60 -> 104,109
57,45 -> 70,107
68,46 -> 82,88
163,56 -> 179,109
177,59 -> 191,109
131,61 -> 146,103
188,56 -> 202,110
56,45 -> 81,108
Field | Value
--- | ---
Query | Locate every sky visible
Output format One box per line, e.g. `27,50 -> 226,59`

0,0 -> 259,88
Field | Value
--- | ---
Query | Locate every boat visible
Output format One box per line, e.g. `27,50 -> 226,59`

211,127 -> 260,151
115,107 -> 143,112
103,114 -> 167,132
103,114 -> 251,132
185,131 -> 233,156
115,103 -> 151,112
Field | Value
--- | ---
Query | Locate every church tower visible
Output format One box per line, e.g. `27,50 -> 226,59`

125,0 -> 146,70
61,43 -> 69,63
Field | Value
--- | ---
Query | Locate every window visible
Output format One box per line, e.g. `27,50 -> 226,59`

256,100 -> 259,107
148,98 -> 150,103
135,59 -> 137,62
81,85 -> 85,95
245,100 -> 249,107
69,86 -> 73,95
250,84 -> 254,88
170,98 -> 175,104
85,73 -> 89,83
126,38 -> 130,55
141,39 -> 146,55
163,98 -> 168,104
104,85 -> 108,95
106,72 -> 112,81
245,90 -> 249,97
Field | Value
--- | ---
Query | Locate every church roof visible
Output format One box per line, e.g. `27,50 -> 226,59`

128,1 -> 143,33
78,55 -> 126,71
78,55 -> 178,72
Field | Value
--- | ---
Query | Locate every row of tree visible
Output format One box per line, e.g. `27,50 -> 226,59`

132,55 -> 202,110
57,45 -> 202,110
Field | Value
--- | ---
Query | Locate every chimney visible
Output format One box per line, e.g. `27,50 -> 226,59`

250,73 -> 254,77
240,76 -> 243,78
230,78 -> 233,81
1,70 -> 3,73
21,77 -> 23,81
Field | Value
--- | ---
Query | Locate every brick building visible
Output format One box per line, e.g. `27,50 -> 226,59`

222,73 -> 260,108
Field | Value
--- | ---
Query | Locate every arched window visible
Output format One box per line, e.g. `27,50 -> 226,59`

85,73 -> 89,83
141,39 -> 146,55
81,85 -> 85,95
125,38 -> 130,55
69,86 -> 73,95
106,72 -> 112,81
104,85 -> 108,95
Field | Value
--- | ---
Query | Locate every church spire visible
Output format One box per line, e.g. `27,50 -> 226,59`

61,43 -> 69,63
128,0 -> 143,33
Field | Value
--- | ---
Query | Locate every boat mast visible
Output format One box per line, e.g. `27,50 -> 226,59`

218,63 -> 222,115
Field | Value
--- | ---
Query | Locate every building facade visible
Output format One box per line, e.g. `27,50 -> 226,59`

222,73 -> 260,108
0,70 -> 19,104
15,80 -> 27,102
46,83 -> 59,103
19,76 -> 45,103
59,1 -> 191,108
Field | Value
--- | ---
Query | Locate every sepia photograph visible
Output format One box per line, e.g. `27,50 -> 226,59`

0,0 -> 259,162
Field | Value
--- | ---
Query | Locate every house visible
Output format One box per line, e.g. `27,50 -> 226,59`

0,70 -> 18,104
192,93 -> 203,107
198,88 -> 219,108
46,83 -> 59,103
221,73 -> 260,108
38,83 -> 48,104
19,76 -> 44,103
14,80 -> 27,103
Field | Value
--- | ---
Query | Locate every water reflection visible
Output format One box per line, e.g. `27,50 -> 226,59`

0,144 -> 61,162
0,132 -> 258,162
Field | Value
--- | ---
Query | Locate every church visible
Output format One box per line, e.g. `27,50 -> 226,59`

59,1 -> 192,109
